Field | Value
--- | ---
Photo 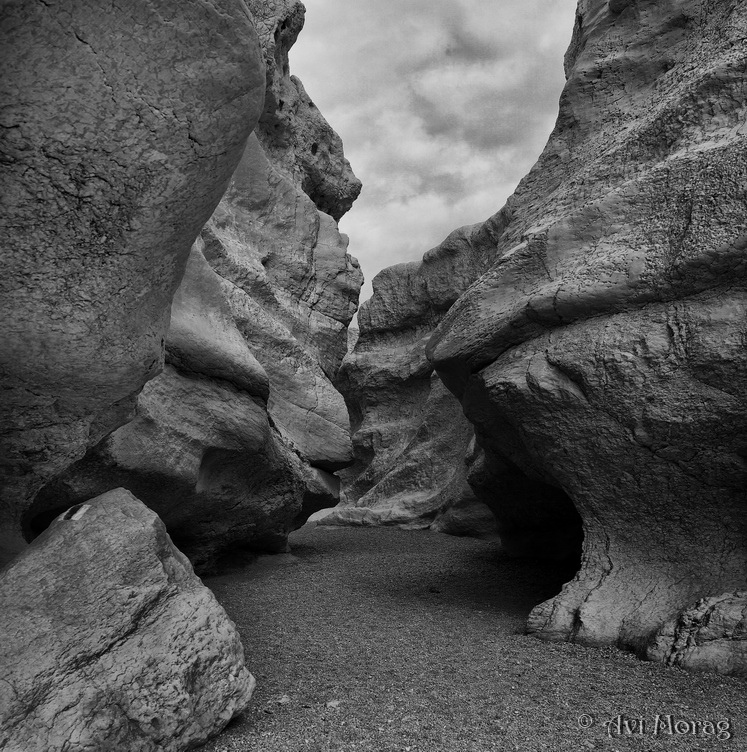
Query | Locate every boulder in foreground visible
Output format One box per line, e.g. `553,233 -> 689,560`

0,488 -> 254,752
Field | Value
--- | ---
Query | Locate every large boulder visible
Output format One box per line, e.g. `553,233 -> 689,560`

23,1 -> 363,568
0,0 -> 265,564
423,0 -> 747,659
0,488 -> 254,752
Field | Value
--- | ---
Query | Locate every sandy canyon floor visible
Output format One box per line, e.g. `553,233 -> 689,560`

201,525 -> 745,752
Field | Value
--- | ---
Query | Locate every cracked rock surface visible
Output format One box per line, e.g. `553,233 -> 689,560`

0,488 -> 254,752
23,1 -> 362,569
0,0 -> 265,565
648,591 -> 747,678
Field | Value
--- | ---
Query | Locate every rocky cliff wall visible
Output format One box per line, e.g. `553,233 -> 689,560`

337,0 -> 747,672
427,0 -> 747,659
0,0 -> 265,566
20,0 -> 363,570
328,233 -> 499,537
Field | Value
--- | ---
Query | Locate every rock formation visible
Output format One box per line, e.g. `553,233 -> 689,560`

0,488 -> 254,752
20,0 -> 363,570
336,0 -> 747,674
2,0 -> 361,746
428,0 -> 747,657
648,591 -> 747,678
0,0 -> 265,565
328,252 -> 498,537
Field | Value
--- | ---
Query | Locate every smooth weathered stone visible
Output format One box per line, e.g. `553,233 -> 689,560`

0,488 -> 254,752
24,2 -> 361,565
329,241 -> 497,537
0,0 -> 265,564
647,592 -> 747,678
206,132 -> 360,470
423,0 -> 747,658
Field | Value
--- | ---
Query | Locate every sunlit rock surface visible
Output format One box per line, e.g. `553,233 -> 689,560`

0,0 -> 265,565
0,489 -> 254,752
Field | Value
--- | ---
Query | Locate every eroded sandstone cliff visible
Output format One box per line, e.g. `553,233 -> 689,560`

2,1 -> 363,745
0,0 -> 265,567
328,241 -> 499,538
428,0 -> 747,659
337,0 -> 747,673
20,0 -> 363,570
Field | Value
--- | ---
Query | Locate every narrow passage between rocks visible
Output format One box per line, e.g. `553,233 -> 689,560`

201,525 -> 745,752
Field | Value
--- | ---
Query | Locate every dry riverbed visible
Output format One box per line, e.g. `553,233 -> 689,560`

201,525 -> 745,752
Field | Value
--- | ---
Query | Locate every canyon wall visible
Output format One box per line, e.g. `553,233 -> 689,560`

16,0 -> 363,571
0,0 -> 265,566
1,1 -> 271,747
1,1 -> 363,746
328,236 -> 499,538
339,0 -> 747,672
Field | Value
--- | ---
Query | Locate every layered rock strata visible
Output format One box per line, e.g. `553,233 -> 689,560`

424,0 -> 747,657
0,488 -> 254,752
0,0 -> 265,565
23,0 -> 363,569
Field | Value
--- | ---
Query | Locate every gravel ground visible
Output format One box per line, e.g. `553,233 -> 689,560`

200,524 -> 745,752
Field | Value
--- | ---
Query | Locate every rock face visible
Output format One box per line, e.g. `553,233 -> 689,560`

336,0 -> 746,674
248,0 -> 362,221
23,0 -> 363,569
648,592 -> 747,678
425,0 -> 747,659
328,237 -> 498,538
0,488 -> 254,752
0,0 -> 265,564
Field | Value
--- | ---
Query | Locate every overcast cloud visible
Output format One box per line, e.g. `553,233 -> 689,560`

290,0 -> 578,302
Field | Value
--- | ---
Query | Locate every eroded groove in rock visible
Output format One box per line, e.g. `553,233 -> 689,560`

0,0 -> 265,565
648,591 -> 747,678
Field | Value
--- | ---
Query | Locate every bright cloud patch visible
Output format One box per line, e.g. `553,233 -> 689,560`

291,0 -> 578,301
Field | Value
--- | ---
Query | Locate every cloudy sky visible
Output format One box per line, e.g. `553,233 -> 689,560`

290,0 -> 578,302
